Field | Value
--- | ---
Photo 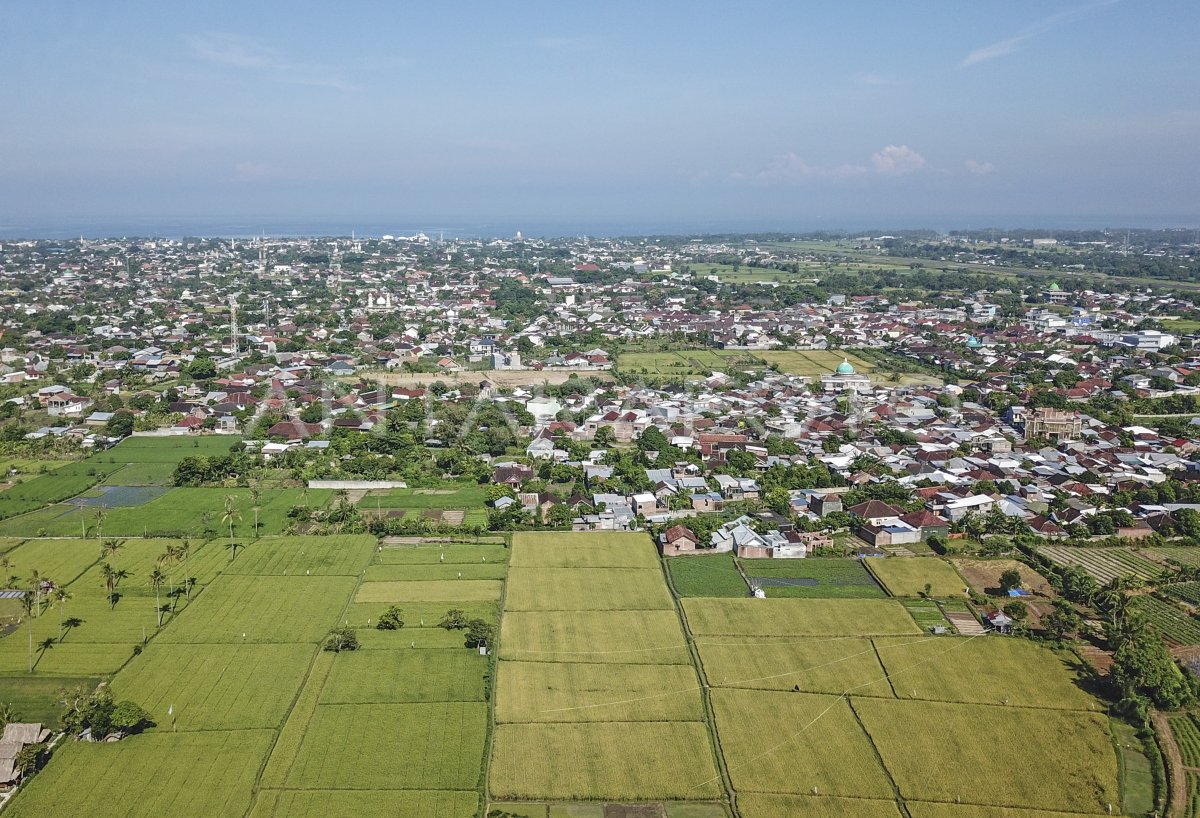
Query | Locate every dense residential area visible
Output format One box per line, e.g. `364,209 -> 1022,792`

1,232 -> 1200,815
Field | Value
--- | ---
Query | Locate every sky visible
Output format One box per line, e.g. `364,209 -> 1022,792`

1,0 -> 1197,235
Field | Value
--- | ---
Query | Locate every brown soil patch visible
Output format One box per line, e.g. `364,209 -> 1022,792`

952,558 -> 1054,597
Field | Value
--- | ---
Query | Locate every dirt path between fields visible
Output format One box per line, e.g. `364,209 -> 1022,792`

1153,709 -> 1187,818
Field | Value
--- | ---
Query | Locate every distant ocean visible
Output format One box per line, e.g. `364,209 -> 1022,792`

0,214 -> 1196,240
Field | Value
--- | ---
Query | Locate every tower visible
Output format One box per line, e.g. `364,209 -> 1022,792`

229,295 -> 239,356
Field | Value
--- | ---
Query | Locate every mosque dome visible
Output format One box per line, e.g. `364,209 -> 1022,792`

966,336 -> 981,348
835,358 -> 856,375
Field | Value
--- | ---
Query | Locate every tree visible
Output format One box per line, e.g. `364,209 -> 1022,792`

376,606 -> 405,630
13,743 -> 44,778
222,496 -> 242,559
1002,600 -> 1028,621
100,562 -> 120,609
323,626 -> 360,652
105,410 -> 134,438
1042,600 -> 1083,640
438,609 -> 468,630
464,618 -> 494,649
93,508 -> 108,540
20,592 -> 33,673
27,569 -> 43,617
998,569 -> 1022,594
100,538 -> 122,561
186,357 -> 217,380
547,503 -> 573,528
52,586 -> 71,641
593,426 -> 616,448
149,568 -> 166,627
111,700 -> 153,734
249,487 -> 263,536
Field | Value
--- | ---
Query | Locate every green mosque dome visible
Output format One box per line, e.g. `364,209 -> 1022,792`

967,336 -> 981,347
835,359 -> 856,375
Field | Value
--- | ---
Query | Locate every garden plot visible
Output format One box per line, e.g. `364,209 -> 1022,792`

667,554 -> 749,597
1133,594 -> 1200,645
1039,546 -> 1163,584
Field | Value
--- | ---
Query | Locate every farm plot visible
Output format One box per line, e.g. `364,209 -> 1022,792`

504,566 -> 673,611
683,598 -> 921,637
364,561 -> 507,581
865,557 -> 968,598
495,661 -> 705,723
1164,581 -> 1200,606
854,698 -> 1118,813
0,461 -> 125,521
320,650 -> 487,704
499,610 -> 693,664
696,637 -> 893,697
1039,546 -> 1162,584
510,531 -> 658,568
1133,595 -> 1200,645
378,543 -> 508,565
2,537 -> 101,586
755,350 -> 875,377
490,721 -> 721,800
745,557 -> 885,599
362,484 -> 487,509
354,579 -> 502,603
1146,547 -> 1200,568
5,728 -> 276,818
283,701 -> 488,791
871,636 -> 1098,710
738,794 -> 903,818
902,600 -> 954,632
113,642 -> 315,730
159,574 -> 356,644
711,689 -> 895,799
667,554 -> 748,597
221,535 -> 376,576
250,789 -> 480,818
1169,713 -> 1200,767
0,675 -> 98,726
96,435 -> 242,464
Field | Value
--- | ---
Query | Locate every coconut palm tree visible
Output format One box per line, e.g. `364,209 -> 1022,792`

100,538 -> 123,562
249,486 -> 263,536
93,507 -> 108,540
52,587 -> 71,641
149,568 -> 166,627
178,539 -> 192,601
27,570 -> 42,617
19,592 -> 33,673
100,563 -> 118,609
223,496 -> 242,559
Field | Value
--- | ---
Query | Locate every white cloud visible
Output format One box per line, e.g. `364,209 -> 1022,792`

964,159 -> 997,175
185,31 -> 355,91
959,0 -> 1121,68
755,152 -> 868,183
871,145 -> 926,174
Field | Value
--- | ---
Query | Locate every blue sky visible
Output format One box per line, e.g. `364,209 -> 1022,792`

1,1 -> 1197,233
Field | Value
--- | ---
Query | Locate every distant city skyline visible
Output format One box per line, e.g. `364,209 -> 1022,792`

2,1 -> 1197,233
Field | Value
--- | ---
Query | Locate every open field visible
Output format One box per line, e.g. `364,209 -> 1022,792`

712,689 -> 895,798
952,558 -> 1054,598
220,535 -> 376,576
738,794 -> 903,818
490,721 -> 722,800
96,436 -> 243,463
496,661 -> 704,723
865,557 -> 969,598
683,598 -> 922,637
616,349 -> 766,381
378,543 -> 508,564
0,461 -> 124,521
667,554 -> 748,597
362,484 -> 486,509
500,609 -> 692,664
696,636 -> 892,697
854,698 -> 1118,813
509,531 -> 659,568
357,368 -> 612,388
871,636 -> 1098,709
505,566 -> 674,610
114,642 -> 315,730
0,675 -> 98,725
250,789 -> 481,818
354,578 -> 502,603
755,350 -> 874,376
320,649 -> 487,704
5,729 -> 276,817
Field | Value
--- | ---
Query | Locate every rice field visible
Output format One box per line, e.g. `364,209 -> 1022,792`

743,557 -> 884,599
504,566 -> 674,611
495,661 -> 705,723
682,598 -> 922,637
1134,595 -> 1200,645
499,609 -> 693,664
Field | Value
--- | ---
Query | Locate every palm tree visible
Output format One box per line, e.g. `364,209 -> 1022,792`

100,563 -> 118,609
93,507 -> 108,540
222,496 -> 242,559
19,592 -> 33,673
249,487 -> 262,537
27,570 -> 42,617
178,539 -> 192,601
52,587 -> 71,641
100,538 -> 123,562
149,568 -> 166,627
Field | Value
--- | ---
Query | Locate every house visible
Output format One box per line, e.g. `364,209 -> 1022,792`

713,475 -> 761,501
847,500 -> 905,526
659,524 -> 701,556
493,463 -> 533,488
0,722 -> 50,786
632,492 -> 658,517
898,510 -> 950,541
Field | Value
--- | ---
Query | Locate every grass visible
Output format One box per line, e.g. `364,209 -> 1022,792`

504,566 -> 674,611
319,649 -> 488,704
853,698 -> 1119,813
711,689 -> 895,798
1112,717 -> 1155,818
364,561 -> 508,581
5,728 -> 276,817
283,701 -> 489,790
97,436 -> 242,463
377,543 -> 509,564
682,598 -> 922,637
755,350 -> 875,377
113,642 -> 315,730
2,537 -> 102,586
871,637 -> 1098,710
509,531 -> 659,568
743,557 -> 885,599
489,721 -> 722,800
362,484 -> 486,508
667,554 -> 748,597
354,579 -> 502,603
864,557 -> 968,598
0,674 -> 98,725
500,610 -> 692,664
159,574 -> 357,644
251,790 -> 480,818
695,637 -> 892,697
495,661 -> 705,723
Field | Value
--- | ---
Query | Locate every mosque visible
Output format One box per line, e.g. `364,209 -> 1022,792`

820,358 -> 872,393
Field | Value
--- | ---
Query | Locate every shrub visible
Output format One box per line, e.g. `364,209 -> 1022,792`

323,626 -> 360,652
376,606 -> 405,630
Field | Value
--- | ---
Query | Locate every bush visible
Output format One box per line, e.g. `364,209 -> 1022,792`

438,608 -> 468,630
465,618 -> 494,649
